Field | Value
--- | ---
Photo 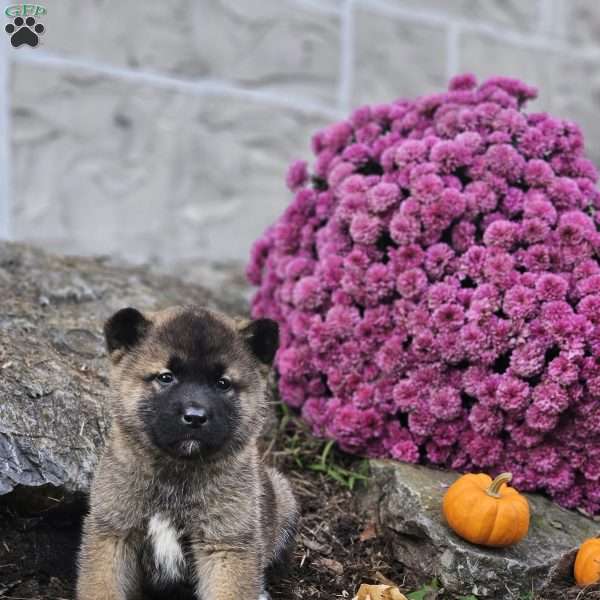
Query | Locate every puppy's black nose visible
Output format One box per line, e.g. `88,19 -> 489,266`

181,406 -> 209,428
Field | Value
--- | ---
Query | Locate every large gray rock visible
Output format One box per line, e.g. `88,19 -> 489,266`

0,242 -> 249,496
368,460 -> 599,598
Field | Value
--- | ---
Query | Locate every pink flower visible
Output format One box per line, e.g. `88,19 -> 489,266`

389,214 -> 421,245
525,403 -> 559,432
530,445 -> 561,474
544,462 -> 575,493
521,218 -> 550,244
430,140 -> 471,173
467,435 -> 503,468
389,244 -> 425,272
393,379 -> 420,412
376,336 -> 407,375
449,73 -> 477,91
577,274 -> 600,297
557,210 -> 595,244
412,174 -> 444,203
503,285 -> 537,319
335,193 -> 367,224
365,263 -> 395,304
342,143 -> 371,165
524,159 -> 554,187
396,268 -> 428,299
329,405 -> 383,452
286,160 -> 308,191
523,194 -> 557,225
425,243 -> 454,279
349,213 -> 382,244
531,383 -> 570,415
367,182 -> 400,213
484,144 -> 525,182
483,220 -> 519,249
432,303 -> 465,331
535,273 -> 568,302
510,342 -> 546,378
395,139 -> 428,168
293,276 -> 325,310
249,74 -> 600,515
353,383 -> 376,409
578,295 -> 600,325
460,323 -> 487,360
322,121 -> 353,151
469,404 -> 504,435
483,248 -> 516,288
496,376 -> 530,412
390,439 -> 420,463
430,387 -> 462,420
549,177 -> 583,210
408,408 -> 436,436
302,397 -> 332,433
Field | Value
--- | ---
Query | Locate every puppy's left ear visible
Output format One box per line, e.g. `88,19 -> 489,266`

240,318 -> 279,365
104,307 -> 150,362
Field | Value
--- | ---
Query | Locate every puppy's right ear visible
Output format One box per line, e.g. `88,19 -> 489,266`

239,318 -> 279,365
104,307 -> 150,361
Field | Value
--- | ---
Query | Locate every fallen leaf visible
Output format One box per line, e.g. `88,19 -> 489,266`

317,557 -> 344,576
300,535 -> 332,554
373,571 -> 398,586
359,521 -> 378,542
354,583 -> 408,600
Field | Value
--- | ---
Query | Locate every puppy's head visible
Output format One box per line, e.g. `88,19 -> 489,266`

103,306 -> 278,460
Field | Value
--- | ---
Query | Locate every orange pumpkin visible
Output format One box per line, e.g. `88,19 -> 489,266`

442,472 -> 530,547
574,538 -> 600,586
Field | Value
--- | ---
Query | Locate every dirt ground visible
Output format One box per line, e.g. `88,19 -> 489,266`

1,406 -> 599,600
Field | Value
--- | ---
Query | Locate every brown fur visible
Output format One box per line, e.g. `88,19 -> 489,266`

77,306 -> 297,600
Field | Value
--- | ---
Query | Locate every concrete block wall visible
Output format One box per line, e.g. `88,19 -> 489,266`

2,0 -> 600,265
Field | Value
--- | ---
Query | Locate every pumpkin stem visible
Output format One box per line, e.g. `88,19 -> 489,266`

486,472 -> 513,498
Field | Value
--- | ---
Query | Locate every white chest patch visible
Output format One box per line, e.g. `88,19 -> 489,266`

148,514 -> 185,581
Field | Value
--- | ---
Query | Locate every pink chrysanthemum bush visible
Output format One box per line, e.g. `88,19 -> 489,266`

247,74 -> 600,514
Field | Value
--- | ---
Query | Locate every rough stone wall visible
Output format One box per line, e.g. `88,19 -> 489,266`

2,0 -> 599,264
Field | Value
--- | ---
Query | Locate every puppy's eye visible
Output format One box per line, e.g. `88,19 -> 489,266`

156,371 -> 174,385
215,376 -> 232,391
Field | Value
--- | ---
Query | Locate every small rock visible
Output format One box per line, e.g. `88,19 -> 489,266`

366,460 -> 600,598
24,382 -> 47,398
50,328 -> 105,358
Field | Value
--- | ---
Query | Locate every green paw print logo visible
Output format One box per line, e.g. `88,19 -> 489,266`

4,4 -> 46,48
